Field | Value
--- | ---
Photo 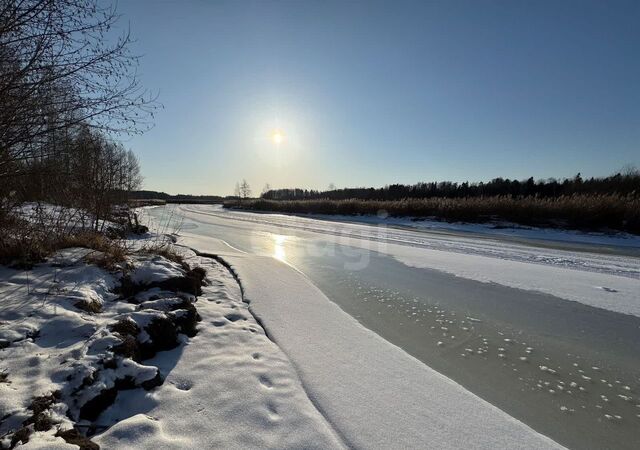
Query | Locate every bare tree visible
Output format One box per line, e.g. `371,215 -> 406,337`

261,183 -> 271,196
67,127 -> 143,231
0,0 -> 158,182
239,179 -> 251,199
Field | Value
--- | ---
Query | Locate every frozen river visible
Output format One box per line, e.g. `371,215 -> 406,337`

145,204 -> 640,450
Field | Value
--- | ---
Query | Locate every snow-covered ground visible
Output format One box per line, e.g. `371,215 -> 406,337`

0,247 -> 157,448
16,203 -> 115,233
179,234 -> 563,449
0,243 -> 342,449
95,254 -> 343,449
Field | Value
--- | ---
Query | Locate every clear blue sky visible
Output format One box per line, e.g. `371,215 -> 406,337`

116,0 -> 639,195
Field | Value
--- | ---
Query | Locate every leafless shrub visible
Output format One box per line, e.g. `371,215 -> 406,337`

135,205 -> 187,265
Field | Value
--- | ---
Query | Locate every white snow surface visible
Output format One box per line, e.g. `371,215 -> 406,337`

16,202 -> 115,233
173,205 -> 640,318
179,234 -> 564,450
1,245 -> 343,449
0,248 -> 128,445
95,254 -> 343,449
128,255 -> 185,285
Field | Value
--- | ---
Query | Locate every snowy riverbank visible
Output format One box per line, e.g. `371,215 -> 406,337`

2,219 -> 577,448
180,233 -> 563,449
0,241 -> 342,449
144,204 -> 640,449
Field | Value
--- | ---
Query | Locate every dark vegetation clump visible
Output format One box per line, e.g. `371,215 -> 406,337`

153,269 -> 204,296
8,391 -> 63,446
144,316 -> 179,353
110,264 -> 204,359
78,372 -> 161,423
74,299 -> 103,314
26,392 -> 60,428
140,371 -> 164,390
102,358 -> 118,370
110,318 -> 140,337
9,427 -> 30,448
118,267 -> 207,299
189,267 -> 207,285
78,387 -> 118,422
172,300 -> 202,337
26,329 -> 40,341
111,334 -> 140,360
56,428 -> 100,450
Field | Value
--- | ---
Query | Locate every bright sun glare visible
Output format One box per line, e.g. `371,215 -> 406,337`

271,130 -> 284,145
273,234 -> 286,261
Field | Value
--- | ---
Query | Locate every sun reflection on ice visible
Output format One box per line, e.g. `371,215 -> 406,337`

273,234 -> 287,261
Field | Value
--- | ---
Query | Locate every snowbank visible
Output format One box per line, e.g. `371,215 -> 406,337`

0,240 -> 345,448
95,255 -> 344,449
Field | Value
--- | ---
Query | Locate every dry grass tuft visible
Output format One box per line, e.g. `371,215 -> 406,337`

110,318 -> 140,337
73,299 -> 103,314
0,224 -> 130,270
137,243 -> 189,270
56,428 -> 99,450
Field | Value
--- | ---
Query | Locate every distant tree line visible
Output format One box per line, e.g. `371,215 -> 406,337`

262,170 -> 640,201
131,191 -> 224,204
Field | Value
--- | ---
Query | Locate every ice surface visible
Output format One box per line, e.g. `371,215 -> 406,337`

175,205 -> 640,317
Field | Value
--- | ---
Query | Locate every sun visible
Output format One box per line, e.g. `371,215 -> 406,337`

271,130 -> 284,145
